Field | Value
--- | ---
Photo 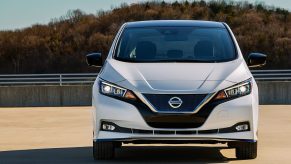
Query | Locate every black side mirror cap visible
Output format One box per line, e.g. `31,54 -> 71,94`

247,53 -> 267,68
86,53 -> 102,67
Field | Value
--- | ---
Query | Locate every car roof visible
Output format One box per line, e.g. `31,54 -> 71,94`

125,20 -> 225,28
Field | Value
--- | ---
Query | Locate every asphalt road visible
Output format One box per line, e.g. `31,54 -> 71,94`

0,105 -> 290,164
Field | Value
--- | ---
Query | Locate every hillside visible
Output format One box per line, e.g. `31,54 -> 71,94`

0,0 -> 290,73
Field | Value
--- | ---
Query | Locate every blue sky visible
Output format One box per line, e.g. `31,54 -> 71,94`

0,0 -> 290,30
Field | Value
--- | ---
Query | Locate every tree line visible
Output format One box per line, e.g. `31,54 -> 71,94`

0,0 -> 290,74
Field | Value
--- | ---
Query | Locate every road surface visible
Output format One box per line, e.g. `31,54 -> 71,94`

0,105 -> 290,163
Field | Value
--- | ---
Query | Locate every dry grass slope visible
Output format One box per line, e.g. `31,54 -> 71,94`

0,0 -> 290,73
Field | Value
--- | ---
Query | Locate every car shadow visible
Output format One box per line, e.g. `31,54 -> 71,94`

0,146 -> 237,164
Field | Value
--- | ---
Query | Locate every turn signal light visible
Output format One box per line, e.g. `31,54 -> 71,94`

124,90 -> 137,100
214,91 -> 227,100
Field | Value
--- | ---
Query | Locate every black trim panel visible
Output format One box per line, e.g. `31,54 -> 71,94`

140,97 -> 228,128
100,121 -> 250,134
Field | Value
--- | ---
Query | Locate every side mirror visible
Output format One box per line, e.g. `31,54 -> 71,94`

86,53 -> 102,67
247,53 -> 267,68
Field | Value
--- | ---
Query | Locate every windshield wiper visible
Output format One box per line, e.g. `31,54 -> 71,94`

150,59 -> 217,63
116,58 -> 218,63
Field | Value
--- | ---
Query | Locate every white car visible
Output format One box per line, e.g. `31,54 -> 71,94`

86,20 -> 266,160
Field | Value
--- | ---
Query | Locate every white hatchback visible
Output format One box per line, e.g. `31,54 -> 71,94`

86,20 -> 266,160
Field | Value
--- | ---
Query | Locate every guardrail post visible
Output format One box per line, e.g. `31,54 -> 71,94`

60,75 -> 62,86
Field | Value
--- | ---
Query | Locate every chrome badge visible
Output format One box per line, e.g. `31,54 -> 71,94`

168,97 -> 183,109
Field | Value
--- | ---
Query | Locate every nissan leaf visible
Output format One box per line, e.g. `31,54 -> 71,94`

86,20 -> 266,160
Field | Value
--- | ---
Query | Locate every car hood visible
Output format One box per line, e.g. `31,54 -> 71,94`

100,59 -> 251,93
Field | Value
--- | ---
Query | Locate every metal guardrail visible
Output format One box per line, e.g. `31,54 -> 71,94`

0,70 -> 290,86
251,70 -> 291,81
0,73 -> 98,86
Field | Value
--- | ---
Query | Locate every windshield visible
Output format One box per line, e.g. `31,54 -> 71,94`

114,27 -> 236,62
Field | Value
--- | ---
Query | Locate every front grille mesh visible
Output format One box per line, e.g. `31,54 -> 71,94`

143,94 -> 208,112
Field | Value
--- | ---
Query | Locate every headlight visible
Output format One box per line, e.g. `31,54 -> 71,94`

214,78 -> 252,100
99,80 -> 137,100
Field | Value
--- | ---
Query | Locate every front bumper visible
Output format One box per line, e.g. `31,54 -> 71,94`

92,90 -> 258,142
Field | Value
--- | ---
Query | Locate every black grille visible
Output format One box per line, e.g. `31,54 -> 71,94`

143,94 -> 207,112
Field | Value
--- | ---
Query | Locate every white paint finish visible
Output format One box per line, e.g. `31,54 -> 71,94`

100,59 -> 250,93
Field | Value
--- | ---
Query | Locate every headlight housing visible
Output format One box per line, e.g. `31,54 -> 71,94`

99,80 -> 137,100
214,78 -> 252,100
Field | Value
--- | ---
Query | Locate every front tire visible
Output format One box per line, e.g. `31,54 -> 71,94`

93,141 -> 115,160
229,141 -> 257,159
